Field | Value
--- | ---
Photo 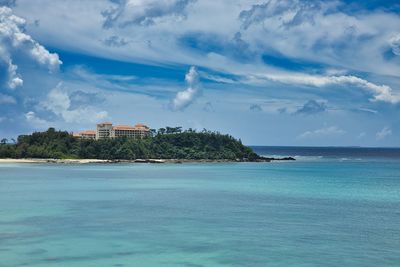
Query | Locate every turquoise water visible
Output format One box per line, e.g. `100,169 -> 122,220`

1,158 -> 400,266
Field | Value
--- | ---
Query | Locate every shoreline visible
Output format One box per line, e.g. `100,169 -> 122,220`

0,157 -> 295,164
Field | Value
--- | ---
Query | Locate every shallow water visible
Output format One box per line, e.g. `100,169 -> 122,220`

0,158 -> 400,266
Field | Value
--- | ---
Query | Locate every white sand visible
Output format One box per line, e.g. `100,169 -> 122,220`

0,158 -> 111,164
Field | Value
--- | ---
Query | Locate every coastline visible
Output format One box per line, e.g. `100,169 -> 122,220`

0,157 -> 295,164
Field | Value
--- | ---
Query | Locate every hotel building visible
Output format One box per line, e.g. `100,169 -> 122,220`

72,130 -> 96,140
74,122 -> 151,140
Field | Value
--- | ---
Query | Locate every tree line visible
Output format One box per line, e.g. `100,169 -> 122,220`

0,127 -> 259,161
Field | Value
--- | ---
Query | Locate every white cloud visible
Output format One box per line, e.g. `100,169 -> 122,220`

0,6 -> 61,89
239,0 -> 323,30
238,0 -> 400,76
102,0 -> 196,28
357,108 -> 378,114
376,126 -> 392,140
12,0 -> 400,78
254,73 -> 400,104
71,65 -> 136,83
389,33 -> 400,56
170,66 -> 200,111
200,72 -> 237,84
298,126 -> 345,139
41,83 -> 108,123
6,59 -> 23,89
25,111 -> 48,126
0,92 -> 16,104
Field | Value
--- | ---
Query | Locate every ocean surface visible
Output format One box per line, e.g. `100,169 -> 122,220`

0,147 -> 400,267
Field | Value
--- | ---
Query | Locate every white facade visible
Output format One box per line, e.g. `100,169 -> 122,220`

95,122 -> 150,140
96,122 -> 113,140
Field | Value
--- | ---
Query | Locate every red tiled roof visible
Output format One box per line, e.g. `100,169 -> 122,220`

134,123 -> 149,129
97,121 -> 112,125
113,124 -> 150,131
80,130 -> 96,135
113,125 -> 136,130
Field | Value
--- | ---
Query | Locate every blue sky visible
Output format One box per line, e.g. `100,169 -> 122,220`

0,0 -> 399,146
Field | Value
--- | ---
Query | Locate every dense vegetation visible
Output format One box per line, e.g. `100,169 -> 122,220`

0,128 -> 260,161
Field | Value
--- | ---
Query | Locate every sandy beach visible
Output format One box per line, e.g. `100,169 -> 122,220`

0,158 -> 236,164
0,158 -> 116,164
0,157 -> 294,164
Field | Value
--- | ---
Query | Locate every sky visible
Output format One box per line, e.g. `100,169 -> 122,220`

0,0 -> 399,146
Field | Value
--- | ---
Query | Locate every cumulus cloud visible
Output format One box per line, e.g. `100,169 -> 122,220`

0,6 -> 61,89
170,66 -> 200,111
102,0 -> 196,28
376,126 -> 392,140
295,100 -> 326,115
298,126 -> 345,139
389,34 -> 400,56
41,84 -> 108,123
5,59 -> 23,89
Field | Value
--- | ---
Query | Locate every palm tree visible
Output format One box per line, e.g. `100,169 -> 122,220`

1,138 -> 8,145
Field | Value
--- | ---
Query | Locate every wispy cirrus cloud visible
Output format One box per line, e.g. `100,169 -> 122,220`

102,0 -> 196,28
250,73 -> 400,104
239,0 -> 323,30
376,126 -> 392,140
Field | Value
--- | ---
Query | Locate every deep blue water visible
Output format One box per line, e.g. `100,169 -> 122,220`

0,147 -> 400,266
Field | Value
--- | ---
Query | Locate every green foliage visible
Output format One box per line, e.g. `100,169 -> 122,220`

0,127 -> 259,161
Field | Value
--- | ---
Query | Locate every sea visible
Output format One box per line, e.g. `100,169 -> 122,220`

0,146 -> 399,267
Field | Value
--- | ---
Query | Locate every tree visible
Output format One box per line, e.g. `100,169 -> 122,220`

0,126 -> 261,161
1,138 -> 7,145
158,128 -> 166,135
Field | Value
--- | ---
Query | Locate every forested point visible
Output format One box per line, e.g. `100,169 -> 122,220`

0,127 -> 261,161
